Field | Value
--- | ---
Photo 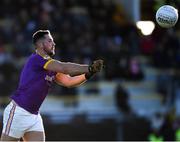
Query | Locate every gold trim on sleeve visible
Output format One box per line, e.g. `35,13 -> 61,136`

43,59 -> 54,69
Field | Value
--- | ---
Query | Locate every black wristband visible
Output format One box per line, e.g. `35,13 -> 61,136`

85,72 -> 94,80
88,65 -> 93,73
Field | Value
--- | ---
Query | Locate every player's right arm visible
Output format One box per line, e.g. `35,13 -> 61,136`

44,59 -> 104,77
44,59 -> 89,76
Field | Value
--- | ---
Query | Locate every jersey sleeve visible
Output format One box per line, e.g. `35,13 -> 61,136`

33,55 -> 54,70
43,59 -> 54,70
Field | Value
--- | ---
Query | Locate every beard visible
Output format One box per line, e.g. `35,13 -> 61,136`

48,51 -> 55,57
45,48 -> 55,57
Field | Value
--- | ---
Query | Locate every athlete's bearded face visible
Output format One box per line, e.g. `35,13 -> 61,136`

42,34 -> 56,56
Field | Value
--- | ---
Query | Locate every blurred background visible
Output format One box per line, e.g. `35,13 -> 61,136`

0,0 -> 179,141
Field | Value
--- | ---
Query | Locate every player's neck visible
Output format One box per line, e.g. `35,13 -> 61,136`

35,49 -> 50,59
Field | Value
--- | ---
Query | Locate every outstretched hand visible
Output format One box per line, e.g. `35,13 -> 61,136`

85,59 -> 104,80
89,59 -> 104,73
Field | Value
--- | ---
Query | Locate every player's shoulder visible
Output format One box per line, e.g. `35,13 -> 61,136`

30,53 -> 52,61
27,53 -> 54,68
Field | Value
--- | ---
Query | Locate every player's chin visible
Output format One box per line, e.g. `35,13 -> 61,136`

49,51 -> 55,56
46,50 -> 54,56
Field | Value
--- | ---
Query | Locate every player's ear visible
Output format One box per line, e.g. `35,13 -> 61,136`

36,40 -> 43,48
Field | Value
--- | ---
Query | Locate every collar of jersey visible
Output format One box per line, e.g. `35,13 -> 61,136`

36,52 -> 51,60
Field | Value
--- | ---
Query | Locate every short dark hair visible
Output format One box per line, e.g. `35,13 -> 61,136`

32,30 -> 50,44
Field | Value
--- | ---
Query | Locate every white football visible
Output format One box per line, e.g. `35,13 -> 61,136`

156,5 -> 178,28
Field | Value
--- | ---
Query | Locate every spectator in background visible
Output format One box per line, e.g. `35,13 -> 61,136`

126,56 -> 144,81
159,113 -> 175,141
148,112 -> 175,141
140,35 -> 155,56
115,85 -> 132,115
148,112 -> 165,141
153,30 -> 180,69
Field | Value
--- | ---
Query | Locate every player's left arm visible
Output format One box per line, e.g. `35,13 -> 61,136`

55,72 -> 87,88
